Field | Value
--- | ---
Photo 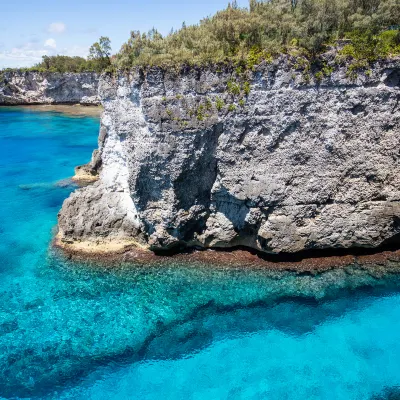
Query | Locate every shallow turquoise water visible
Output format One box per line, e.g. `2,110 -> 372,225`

1,107 -> 400,399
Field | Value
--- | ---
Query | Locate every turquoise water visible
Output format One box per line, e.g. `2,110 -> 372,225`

1,107 -> 400,400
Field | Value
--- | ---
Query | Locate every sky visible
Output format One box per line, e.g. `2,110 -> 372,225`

0,0 -> 249,68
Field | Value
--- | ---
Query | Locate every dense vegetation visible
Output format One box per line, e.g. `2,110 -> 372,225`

1,0 -> 399,75
115,0 -> 400,69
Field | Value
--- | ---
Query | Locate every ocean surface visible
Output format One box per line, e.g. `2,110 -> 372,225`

1,106 -> 400,400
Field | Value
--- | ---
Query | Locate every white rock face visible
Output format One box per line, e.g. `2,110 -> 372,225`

0,71 -> 100,104
58,57 -> 400,254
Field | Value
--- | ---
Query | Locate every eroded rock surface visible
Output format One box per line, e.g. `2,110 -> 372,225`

58,57 -> 400,255
0,71 -> 100,105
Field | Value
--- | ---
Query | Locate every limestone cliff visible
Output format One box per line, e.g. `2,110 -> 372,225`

0,71 -> 100,105
57,56 -> 400,255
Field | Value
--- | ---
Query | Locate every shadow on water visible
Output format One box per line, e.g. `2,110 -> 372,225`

139,284 -> 400,362
3,254 -> 400,398
372,386 -> 400,400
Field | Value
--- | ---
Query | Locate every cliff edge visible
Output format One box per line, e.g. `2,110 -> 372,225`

0,71 -> 100,105
57,56 -> 400,256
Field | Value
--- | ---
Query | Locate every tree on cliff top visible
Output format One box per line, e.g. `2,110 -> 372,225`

89,37 -> 112,60
88,36 -> 112,71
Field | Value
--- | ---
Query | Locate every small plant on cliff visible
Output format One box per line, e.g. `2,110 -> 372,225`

246,46 -> 273,70
243,81 -> 251,96
215,96 -> 225,111
322,64 -> 334,77
315,71 -> 324,82
293,57 -> 310,72
228,104 -> 237,112
303,72 -> 311,83
345,59 -> 369,80
227,79 -> 241,96
196,104 -> 205,121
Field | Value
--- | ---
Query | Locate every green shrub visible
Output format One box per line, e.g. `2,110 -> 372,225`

338,30 -> 400,65
303,72 -> 311,83
246,46 -> 273,70
315,71 -> 324,82
196,104 -> 205,121
243,81 -> 251,95
322,64 -> 334,76
235,66 -> 244,75
227,80 -> 241,95
215,96 -> 225,111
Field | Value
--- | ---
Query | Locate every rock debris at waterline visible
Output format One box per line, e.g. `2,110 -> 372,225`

53,235 -> 400,274
56,56 -> 400,260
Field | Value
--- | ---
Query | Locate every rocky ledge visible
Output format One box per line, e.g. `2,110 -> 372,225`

56,55 -> 400,261
0,71 -> 100,105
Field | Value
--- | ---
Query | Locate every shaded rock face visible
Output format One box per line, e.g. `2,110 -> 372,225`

58,57 -> 400,254
0,71 -> 100,105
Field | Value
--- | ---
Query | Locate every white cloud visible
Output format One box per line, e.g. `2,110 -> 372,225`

0,41 -> 57,68
0,48 -> 47,68
44,38 -> 57,49
0,42 -> 92,68
48,22 -> 66,34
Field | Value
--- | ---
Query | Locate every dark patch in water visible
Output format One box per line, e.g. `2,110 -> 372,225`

3,276 -> 400,399
372,386 -> 400,400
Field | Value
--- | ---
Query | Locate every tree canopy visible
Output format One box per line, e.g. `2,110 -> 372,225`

89,36 -> 112,59
1,2 -> 399,74
114,0 -> 400,68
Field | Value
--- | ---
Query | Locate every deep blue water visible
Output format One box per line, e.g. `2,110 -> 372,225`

1,107 -> 400,400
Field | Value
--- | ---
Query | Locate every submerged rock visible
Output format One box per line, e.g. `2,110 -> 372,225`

57,56 -> 400,257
